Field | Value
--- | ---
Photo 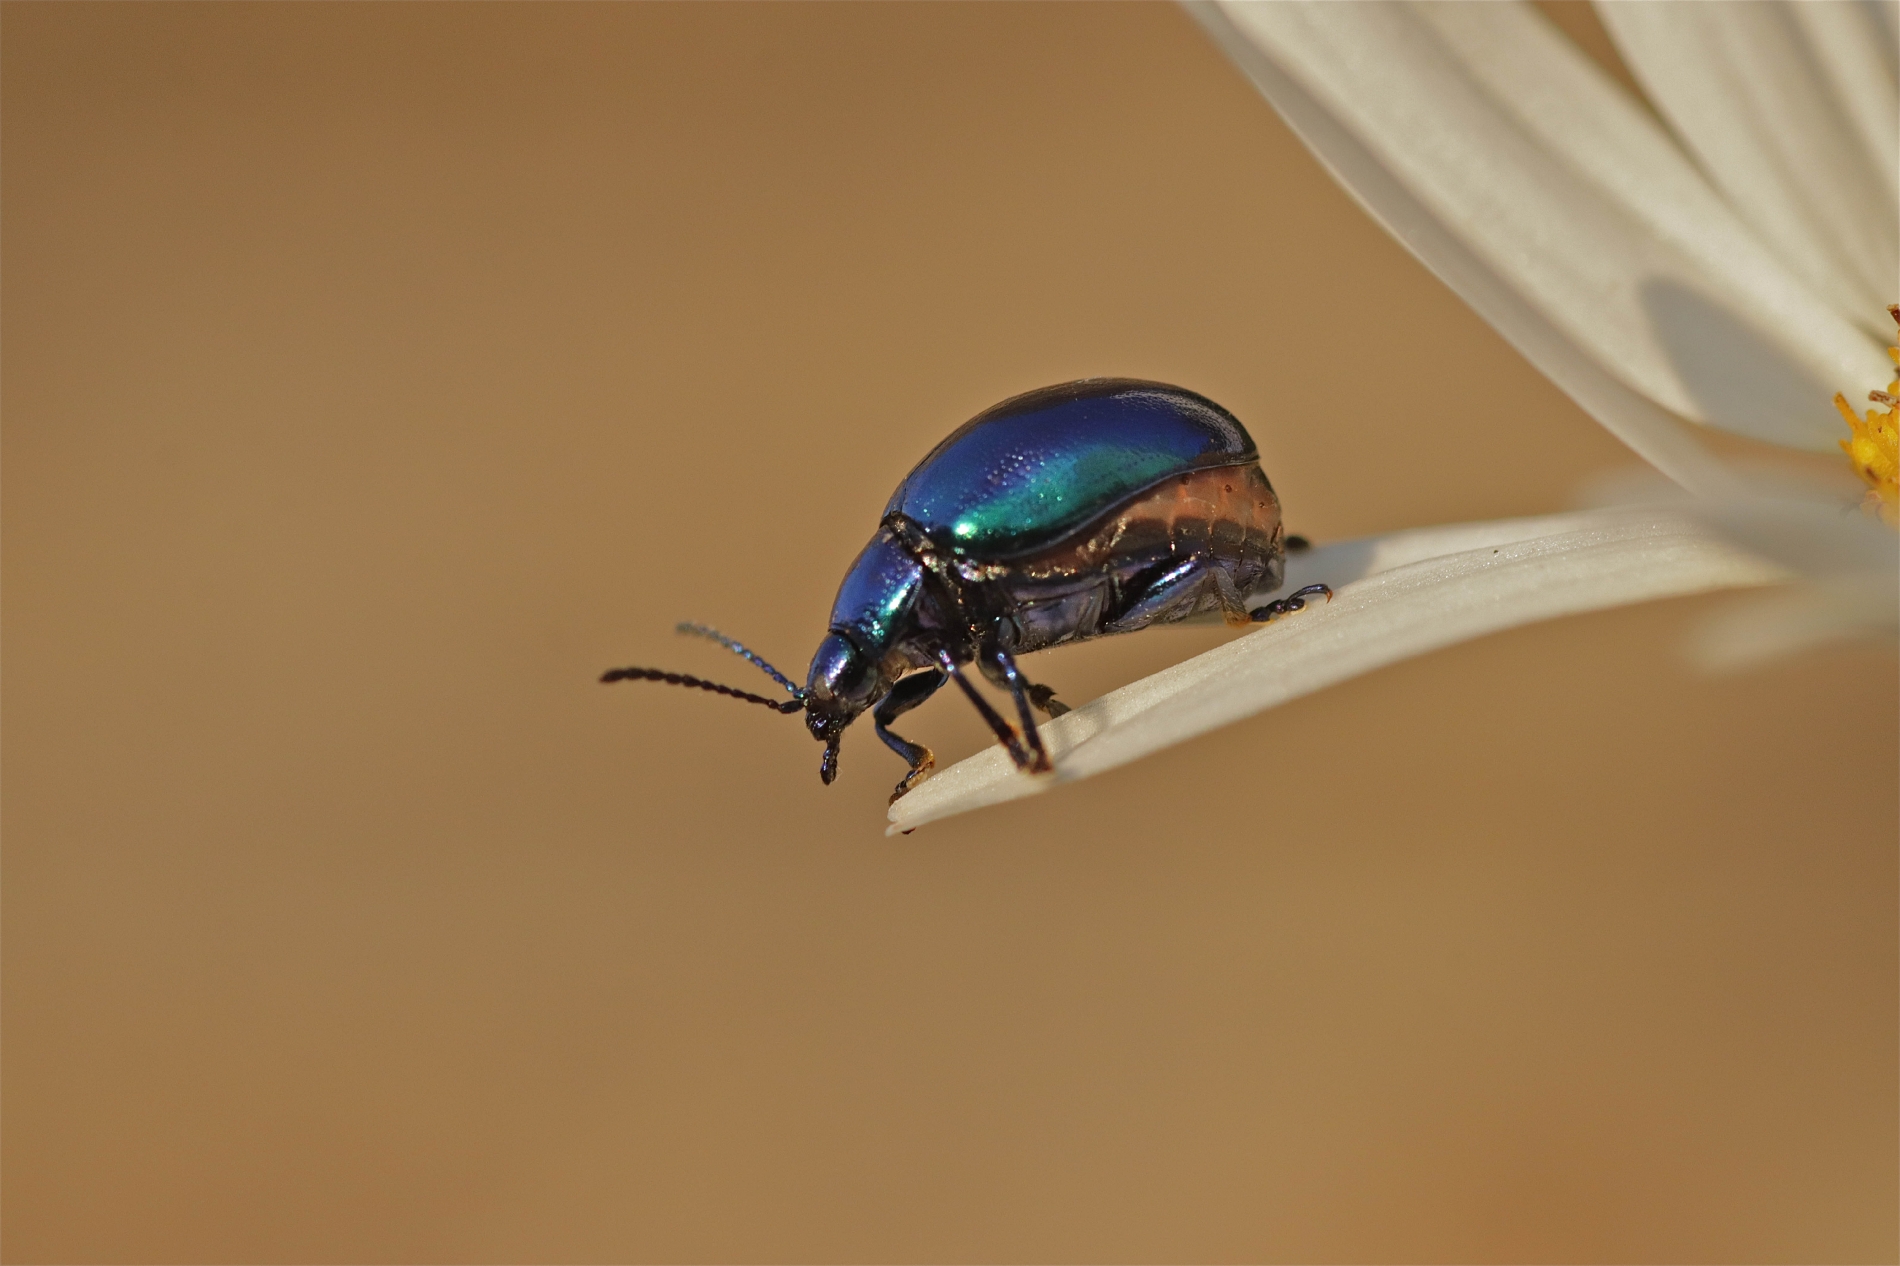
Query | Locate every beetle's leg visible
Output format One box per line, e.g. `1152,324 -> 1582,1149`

934,650 -> 1035,771
975,652 -> 1070,718
874,670 -> 947,803
1249,583 -> 1334,622
1104,556 -> 1224,634
1210,565 -> 1254,629
988,647 -> 1054,773
1025,682 -> 1069,718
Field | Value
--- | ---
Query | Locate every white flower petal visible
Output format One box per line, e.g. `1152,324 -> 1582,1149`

1192,0 -> 1889,454
1691,569 -> 1898,670
1578,465 -> 1900,576
1695,491 -> 1900,579
1583,479 -> 1900,665
1189,2 -> 1735,492
1250,510 -> 1630,602
1784,0 -> 1900,207
888,509 -> 1784,833
1598,0 -> 1898,334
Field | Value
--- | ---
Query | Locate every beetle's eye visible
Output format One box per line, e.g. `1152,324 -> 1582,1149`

808,631 -> 875,708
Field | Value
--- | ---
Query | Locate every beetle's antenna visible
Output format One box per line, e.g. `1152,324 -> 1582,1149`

675,622 -> 805,698
600,666 -> 805,714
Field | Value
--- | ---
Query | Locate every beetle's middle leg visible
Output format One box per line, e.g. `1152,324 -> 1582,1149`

983,647 -> 1055,774
934,649 -> 1041,773
976,653 -> 1069,718
1025,683 -> 1069,718
875,669 -> 947,804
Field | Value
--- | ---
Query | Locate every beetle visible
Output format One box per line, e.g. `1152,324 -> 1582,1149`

603,378 -> 1329,802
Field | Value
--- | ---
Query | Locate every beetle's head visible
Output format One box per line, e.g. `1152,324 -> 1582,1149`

802,629 -> 889,783
595,620 -> 906,790
600,517 -> 931,790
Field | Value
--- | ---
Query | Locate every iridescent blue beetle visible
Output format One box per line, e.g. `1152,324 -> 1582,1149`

604,379 -> 1327,802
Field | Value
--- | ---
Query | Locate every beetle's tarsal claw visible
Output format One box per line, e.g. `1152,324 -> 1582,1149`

1251,598 -> 1303,622
1248,583 -> 1333,623
888,749 -> 936,804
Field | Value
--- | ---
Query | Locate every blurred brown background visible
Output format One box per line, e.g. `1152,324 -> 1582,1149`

4,3 -> 1894,1262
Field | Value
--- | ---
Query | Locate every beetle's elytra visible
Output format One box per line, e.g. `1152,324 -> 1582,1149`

603,379 -> 1329,802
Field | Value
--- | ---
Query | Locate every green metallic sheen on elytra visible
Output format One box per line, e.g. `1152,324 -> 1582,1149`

883,379 -> 1255,560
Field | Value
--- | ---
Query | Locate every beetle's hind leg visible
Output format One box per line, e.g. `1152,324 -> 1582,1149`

1210,565 -> 1255,629
1250,583 -> 1334,622
875,670 -> 948,803
1109,555 -> 1256,632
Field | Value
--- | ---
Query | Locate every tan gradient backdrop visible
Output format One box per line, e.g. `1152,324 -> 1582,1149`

4,4 -> 1895,1262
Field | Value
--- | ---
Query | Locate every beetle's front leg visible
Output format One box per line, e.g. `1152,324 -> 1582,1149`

986,647 -> 1054,774
874,670 -> 947,804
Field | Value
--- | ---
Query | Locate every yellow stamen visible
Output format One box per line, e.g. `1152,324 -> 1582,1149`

1836,305 -> 1900,528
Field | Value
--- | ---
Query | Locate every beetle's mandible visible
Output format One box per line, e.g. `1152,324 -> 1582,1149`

602,379 -> 1330,803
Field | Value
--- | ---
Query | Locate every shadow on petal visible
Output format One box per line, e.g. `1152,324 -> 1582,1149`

1640,276 -> 1842,450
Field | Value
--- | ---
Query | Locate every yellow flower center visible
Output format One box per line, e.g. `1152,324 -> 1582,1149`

1834,303 -> 1900,528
